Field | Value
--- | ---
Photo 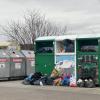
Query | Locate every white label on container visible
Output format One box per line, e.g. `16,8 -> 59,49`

16,55 -> 20,57
31,61 -> 35,66
15,63 -> 21,69
3,53 -> 6,56
0,63 -> 5,68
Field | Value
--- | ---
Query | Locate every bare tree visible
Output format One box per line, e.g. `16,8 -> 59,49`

2,10 -> 67,50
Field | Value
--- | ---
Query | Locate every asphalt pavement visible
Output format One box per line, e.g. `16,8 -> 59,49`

0,80 -> 100,100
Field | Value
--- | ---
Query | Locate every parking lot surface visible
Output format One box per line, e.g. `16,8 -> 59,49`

0,80 -> 100,100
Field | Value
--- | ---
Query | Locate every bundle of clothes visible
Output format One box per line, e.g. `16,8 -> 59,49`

22,68 -> 76,87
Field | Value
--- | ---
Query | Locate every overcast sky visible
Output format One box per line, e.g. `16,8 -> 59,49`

0,0 -> 100,40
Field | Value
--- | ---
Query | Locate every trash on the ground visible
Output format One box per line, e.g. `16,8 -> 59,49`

22,72 -> 43,85
77,78 -> 95,88
22,68 -> 96,88
22,63 -> 95,88
22,67 -> 72,87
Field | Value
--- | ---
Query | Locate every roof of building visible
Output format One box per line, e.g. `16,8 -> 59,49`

35,36 -> 56,41
77,34 -> 100,39
35,33 -> 100,41
35,34 -> 77,41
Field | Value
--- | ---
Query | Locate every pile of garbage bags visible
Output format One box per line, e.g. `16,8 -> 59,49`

22,68 -> 95,88
22,68 -> 76,87
77,79 -> 95,88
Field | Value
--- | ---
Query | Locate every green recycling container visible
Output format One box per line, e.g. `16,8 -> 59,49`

35,39 -> 55,75
76,37 -> 100,85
